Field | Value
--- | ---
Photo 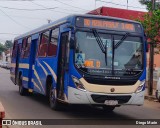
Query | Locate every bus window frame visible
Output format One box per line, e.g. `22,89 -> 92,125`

38,30 -> 50,58
12,40 -> 18,58
47,27 -> 60,57
21,37 -> 27,58
22,36 -> 31,58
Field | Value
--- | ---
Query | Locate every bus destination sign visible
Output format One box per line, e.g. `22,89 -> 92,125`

76,17 -> 141,32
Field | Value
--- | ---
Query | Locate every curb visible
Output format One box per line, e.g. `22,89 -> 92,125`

144,95 -> 157,101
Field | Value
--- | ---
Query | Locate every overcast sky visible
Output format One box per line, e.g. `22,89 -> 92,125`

0,0 -> 147,43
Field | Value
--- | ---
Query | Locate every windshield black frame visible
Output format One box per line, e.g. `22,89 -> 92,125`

73,28 -> 144,77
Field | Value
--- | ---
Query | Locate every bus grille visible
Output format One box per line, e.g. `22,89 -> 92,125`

91,94 -> 131,104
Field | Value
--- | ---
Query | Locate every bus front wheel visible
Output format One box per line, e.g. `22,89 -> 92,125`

19,75 -> 27,96
49,85 -> 61,110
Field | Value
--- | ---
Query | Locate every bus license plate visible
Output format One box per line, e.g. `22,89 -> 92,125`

104,100 -> 118,106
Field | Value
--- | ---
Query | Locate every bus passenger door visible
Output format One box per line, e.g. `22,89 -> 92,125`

15,43 -> 21,84
28,38 -> 38,91
57,31 -> 70,100
10,41 -> 19,84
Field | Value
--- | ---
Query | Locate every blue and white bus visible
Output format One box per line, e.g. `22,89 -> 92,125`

10,14 -> 147,111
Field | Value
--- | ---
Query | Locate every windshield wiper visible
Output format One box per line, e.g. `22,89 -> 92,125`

92,29 -> 105,53
92,29 -> 108,66
114,32 -> 130,49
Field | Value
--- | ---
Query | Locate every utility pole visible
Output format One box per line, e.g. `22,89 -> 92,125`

148,0 -> 156,96
47,19 -> 51,24
127,0 -> 128,9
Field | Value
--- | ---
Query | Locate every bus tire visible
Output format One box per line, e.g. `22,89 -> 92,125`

102,106 -> 115,112
19,75 -> 27,96
49,85 -> 61,110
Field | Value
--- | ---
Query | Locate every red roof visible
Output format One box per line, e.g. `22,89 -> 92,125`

87,6 -> 146,20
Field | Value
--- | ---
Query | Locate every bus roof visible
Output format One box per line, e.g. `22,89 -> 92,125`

15,14 -> 141,40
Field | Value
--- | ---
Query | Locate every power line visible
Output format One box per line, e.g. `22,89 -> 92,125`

0,0 -> 59,2
53,0 -> 89,11
97,0 -> 146,10
57,7 -> 86,13
0,5 -> 84,14
29,1 -> 71,14
0,8 -> 30,29
0,33 -> 20,35
0,5 -> 57,11
0,14 -> 48,20
0,0 -> 87,13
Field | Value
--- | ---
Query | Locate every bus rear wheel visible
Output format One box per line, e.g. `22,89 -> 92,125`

49,85 -> 61,110
19,75 -> 28,96
102,106 -> 115,112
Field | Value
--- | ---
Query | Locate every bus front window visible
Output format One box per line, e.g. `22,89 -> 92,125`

75,31 -> 143,76
114,35 -> 143,70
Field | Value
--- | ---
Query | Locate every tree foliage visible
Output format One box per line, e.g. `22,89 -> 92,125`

4,40 -> 13,49
138,1 -> 160,53
0,43 -> 7,55
0,40 -> 13,55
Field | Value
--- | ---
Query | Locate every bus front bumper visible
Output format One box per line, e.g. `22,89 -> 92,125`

68,87 -> 144,106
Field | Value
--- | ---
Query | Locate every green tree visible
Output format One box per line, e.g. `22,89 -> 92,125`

138,1 -> 160,48
4,40 -> 13,49
0,43 -> 7,55
138,0 -> 160,95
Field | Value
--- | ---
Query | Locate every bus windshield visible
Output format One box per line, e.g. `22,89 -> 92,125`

75,31 -> 143,76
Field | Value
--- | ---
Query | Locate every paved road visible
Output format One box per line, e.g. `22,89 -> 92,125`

0,67 -> 160,128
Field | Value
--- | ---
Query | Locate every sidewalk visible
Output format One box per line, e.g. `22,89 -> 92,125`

144,88 -> 157,101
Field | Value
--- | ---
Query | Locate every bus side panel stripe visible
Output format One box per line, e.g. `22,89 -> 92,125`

32,79 -> 41,92
23,77 -> 29,81
43,61 -> 57,82
10,63 -> 29,69
33,67 -> 45,93
19,64 -> 29,69
38,62 -> 48,76
11,63 -> 16,68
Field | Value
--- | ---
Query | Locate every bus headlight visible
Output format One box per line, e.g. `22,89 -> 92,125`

72,76 -> 86,91
135,81 -> 145,93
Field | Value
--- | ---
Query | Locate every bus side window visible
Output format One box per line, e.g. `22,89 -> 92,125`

21,38 -> 27,58
38,31 -> 49,57
24,37 -> 31,58
12,41 -> 17,58
48,28 -> 59,56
